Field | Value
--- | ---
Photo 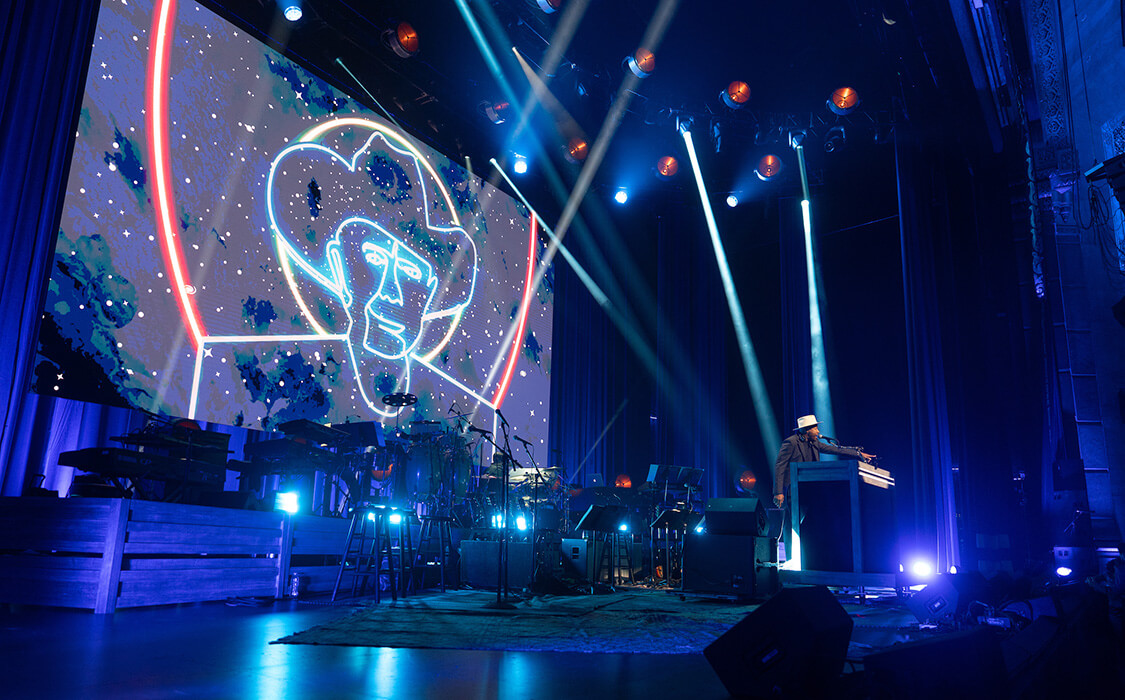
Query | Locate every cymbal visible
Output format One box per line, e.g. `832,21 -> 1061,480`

381,392 -> 417,407
509,473 -> 556,484
410,419 -> 441,425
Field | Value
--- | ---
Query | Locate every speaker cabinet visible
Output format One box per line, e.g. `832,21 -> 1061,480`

704,497 -> 767,536
682,534 -> 777,598
459,540 -> 533,590
704,585 -> 852,698
561,538 -> 588,579
564,536 -> 644,582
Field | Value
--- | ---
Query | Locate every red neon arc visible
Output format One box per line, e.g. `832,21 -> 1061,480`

147,0 -> 207,351
491,216 -> 538,409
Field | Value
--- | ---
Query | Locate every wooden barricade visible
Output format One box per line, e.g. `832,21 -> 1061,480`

0,497 -> 361,611
0,497 -> 289,612
115,500 -> 285,610
286,513 -> 351,594
0,498 -> 125,612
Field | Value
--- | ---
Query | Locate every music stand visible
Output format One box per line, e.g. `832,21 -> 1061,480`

645,464 -> 705,488
575,504 -> 627,533
576,505 -> 630,587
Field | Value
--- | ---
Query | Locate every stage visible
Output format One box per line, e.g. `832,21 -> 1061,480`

2,582 -> 1119,699
4,0 -> 1125,697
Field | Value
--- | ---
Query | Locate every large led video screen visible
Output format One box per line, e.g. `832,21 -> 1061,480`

35,0 -> 553,444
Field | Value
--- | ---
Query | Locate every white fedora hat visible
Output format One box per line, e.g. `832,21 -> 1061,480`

796,414 -> 819,430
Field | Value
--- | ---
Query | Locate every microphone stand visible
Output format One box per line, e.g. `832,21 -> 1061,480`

455,410 -> 488,522
821,435 -> 871,461
516,437 -> 544,587
476,419 -> 522,610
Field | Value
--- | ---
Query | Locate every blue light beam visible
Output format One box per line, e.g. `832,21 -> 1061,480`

490,158 -> 608,308
681,127 -> 780,462
794,144 -> 835,436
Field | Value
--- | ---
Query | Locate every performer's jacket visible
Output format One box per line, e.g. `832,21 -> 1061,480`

773,433 -> 864,499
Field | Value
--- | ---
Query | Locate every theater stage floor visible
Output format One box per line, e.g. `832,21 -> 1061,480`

0,594 -> 733,699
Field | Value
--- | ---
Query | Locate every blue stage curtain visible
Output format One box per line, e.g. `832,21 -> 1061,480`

650,211 -> 741,501
0,0 -> 112,496
549,210 -> 742,501
779,196 -> 813,451
548,254 -> 633,489
893,130 -> 959,570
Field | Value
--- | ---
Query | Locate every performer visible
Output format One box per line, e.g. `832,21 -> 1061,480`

772,414 -> 876,508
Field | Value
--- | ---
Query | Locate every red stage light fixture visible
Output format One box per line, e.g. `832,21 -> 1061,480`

737,470 -> 757,492
565,137 -> 589,163
755,154 -> 783,181
827,86 -> 860,115
720,80 -> 751,109
615,474 -> 633,488
656,155 -> 679,178
625,48 -> 655,79
384,21 -> 419,58
537,0 -> 564,13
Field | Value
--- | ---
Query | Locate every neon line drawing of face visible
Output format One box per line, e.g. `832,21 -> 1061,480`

333,220 -> 438,361
265,119 -> 478,418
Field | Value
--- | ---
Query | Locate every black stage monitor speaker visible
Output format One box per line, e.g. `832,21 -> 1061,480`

704,585 -> 852,698
682,534 -> 777,598
904,571 -> 987,624
864,627 -> 1006,699
561,538 -> 588,578
704,497 -> 767,536
459,540 -> 533,590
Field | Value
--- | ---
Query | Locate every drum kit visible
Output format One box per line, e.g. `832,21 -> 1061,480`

363,394 -> 564,528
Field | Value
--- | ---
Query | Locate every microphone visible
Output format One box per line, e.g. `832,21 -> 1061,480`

448,402 -> 458,415
514,435 -> 532,447
467,424 -> 491,436
496,409 -> 509,428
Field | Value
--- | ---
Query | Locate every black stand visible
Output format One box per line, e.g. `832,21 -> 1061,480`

649,508 -> 701,587
478,417 -> 521,610
381,392 -> 417,506
575,504 -> 629,590
517,439 -> 551,586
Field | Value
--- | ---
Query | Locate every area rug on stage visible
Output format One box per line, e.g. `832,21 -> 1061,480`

274,589 -> 761,655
